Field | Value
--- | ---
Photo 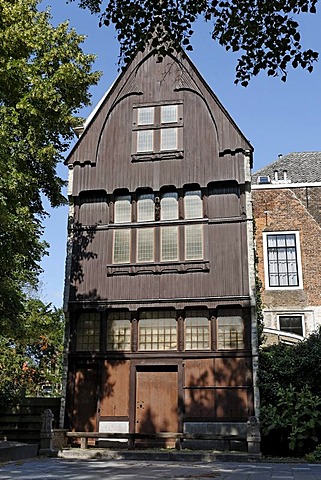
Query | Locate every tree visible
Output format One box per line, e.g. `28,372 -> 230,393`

259,328 -> 321,455
0,0 -> 100,329
0,298 -> 65,405
73,0 -> 319,86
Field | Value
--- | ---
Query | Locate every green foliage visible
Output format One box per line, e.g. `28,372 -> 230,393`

261,385 -> 321,454
72,0 -> 318,85
0,0 -> 100,327
259,328 -> 321,455
305,444 -> 321,462
0,299 -> 64,405
253,218 -> 264,346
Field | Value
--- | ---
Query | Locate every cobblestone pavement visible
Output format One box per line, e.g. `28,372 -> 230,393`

1,458 -> 321,480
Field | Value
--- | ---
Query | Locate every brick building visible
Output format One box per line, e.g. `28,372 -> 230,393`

252,152 -> 321,344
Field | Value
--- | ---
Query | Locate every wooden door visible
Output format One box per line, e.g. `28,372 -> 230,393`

135,367 -> 178,447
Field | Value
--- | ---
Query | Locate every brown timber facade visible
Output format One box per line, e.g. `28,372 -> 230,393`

62,48 -> 259,449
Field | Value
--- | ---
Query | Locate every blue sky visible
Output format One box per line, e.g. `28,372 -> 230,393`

39,1 -> 321,307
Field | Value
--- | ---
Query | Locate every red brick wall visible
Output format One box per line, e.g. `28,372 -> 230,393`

252,186 -> 321,308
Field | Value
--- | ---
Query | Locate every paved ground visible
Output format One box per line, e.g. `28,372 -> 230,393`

1,458 -> 321,480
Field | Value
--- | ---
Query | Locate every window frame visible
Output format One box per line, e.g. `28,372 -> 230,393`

109,189 -> 208,273
106,312 -> 132,352
132,102 -> 183,160
263,231 -> 303,290
75,312 -> 101,352
138,311 -> 178,351
216,315 -> 245,350
184,310 -> 211,351
278,314 -> 304,337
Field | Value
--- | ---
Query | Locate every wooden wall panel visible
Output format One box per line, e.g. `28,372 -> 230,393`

213,358 -> 252,387
71,368 -> 98,432
78,201 -> 109,226
184,388 -> 215,418
214,389 -> 249,419
184,358 -> 251,420
69,221 -> 249,301
100,360 -> 130,417
184,359 -> 214,388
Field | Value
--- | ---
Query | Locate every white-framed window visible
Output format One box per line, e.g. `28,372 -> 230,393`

137,193 -> 155,222
184,190 -> 203,259
160,191 -> 178,220
76,313 -> 100,352
160,128 -> 177,151
161,104 -> 177,123
113,229 -> 131,264
112,189 -> 204,265
137,130 -> 154,152
217,316 -> 244,350
114,195 -> 131,223
161,226 -> 179,261
184,190 -> 203,219
137,106 -> 154,125
185,310 -> 210,350
185,224 -> 203,260
278,314 -> 304,337
107,312 -> 131,351
263,231 -> 303,289
137,228 -> 154,262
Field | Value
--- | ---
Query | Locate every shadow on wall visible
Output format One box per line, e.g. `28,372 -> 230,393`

185,358 -> 252,421
69,221 -> 98,301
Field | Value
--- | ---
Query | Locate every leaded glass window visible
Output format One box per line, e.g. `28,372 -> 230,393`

107,312 -> 131,351
139,311 -> 177,350
185,310 -> 210,350
76,313 -> 100,351
217,316 -> 244,349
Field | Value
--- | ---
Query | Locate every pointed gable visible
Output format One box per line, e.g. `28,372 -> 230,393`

67,49 -> 252,195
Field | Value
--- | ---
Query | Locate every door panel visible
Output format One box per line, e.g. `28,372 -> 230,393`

100,360 -> 130,418
135,368 -> 178,447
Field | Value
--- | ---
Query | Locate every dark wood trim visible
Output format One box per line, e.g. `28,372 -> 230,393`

99,416 -> 129,422
107,259 -> 210,276
177,313 -> 184,352
131,150 -> 184,162
68,351 -> 254,361
178,361 -> 184,433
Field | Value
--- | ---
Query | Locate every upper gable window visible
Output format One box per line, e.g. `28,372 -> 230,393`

137,130 -> 153,152
138,107 -> 154,125
161,105 -> 177,123
132,103 -> 183,159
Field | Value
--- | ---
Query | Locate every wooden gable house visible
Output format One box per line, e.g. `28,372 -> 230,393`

63,47 -> 259,451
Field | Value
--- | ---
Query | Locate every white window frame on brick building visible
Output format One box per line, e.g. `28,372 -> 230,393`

263,231 -> 303,290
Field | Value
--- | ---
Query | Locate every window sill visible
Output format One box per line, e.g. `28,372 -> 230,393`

107,259 -> 209,276
131,150 -> 184,162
